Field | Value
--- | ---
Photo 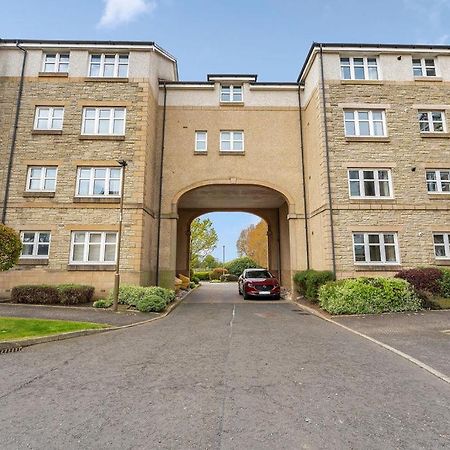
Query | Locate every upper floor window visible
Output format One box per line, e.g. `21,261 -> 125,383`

348,169 -> 392,198
42,53 -> 69,73
344,110 -> 386,137
353,232 -> 399,265
220,131 -> 244,152
26,166 -> 57,192
433,233 -> 450,259
195,131 -> 207,152
412,58 -> 436,77
418,111 -> 445,133
426,170 -> 450,193
88,54 -> 129,78
34,107 -> 64,130
20,231 -> 51,258
76,167 -> 122,197
340,57 -> 379,80
81,107 -> 126,135
220,85 -> 243,102
70,231 -> 117,264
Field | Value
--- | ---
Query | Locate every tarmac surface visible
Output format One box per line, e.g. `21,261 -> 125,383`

1,283 -> 449,449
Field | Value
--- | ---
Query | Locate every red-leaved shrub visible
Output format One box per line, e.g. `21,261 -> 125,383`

395,268 -> 443,295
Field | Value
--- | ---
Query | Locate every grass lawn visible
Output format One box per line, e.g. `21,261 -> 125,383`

0,317 -> 108,342
431,297 -> 450,309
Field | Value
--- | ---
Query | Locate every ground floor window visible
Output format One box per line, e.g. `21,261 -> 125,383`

353,232 -> 399,264
20,231 -> 51,258
70,231 -> 117,264
433,233 -> 450,259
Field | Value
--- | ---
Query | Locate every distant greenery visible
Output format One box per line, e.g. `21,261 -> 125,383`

225,256 -> 262,276
190,218 -> 218,269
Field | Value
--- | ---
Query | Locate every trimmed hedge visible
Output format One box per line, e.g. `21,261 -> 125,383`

137,295 -> 167,313
225,257 -> 262,276
11,284 -> 95,305
440,269 -> 450,298
319,277 -> 421,315
193,271 -> 210,281
57,284 -> 95,305
191,276 -> 200,284
293,270 -> 335,302
107,285 -> 174,311
209,268 -> 228,280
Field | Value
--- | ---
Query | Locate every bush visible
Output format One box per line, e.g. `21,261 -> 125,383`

439,269 -> 450,298
192,276 -> 200,284
395,268 -> 443,296
0,224 -> 22,271
11,285 -> 60,305
189,281 -> 196,289
225,257 -> 262,276
193,271 -> 210,281
319,277 -> 422,315
136,295 -> 167,313
145,287 -> 175,303
220,273 -> 239,282
107,285 -> 175,307
293,270 -> 335,302
93,299 -> 112,308
209,268 -> 228,280
57,284 -> 95,305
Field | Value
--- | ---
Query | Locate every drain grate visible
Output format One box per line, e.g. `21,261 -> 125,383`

292,310 -> 310,315
0,346 -> 22,354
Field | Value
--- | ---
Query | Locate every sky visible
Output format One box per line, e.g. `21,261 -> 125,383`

2,0 -> 450,260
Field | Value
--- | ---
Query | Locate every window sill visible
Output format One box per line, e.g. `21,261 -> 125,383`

79,135 -> 125,141
219,151 -> 245,156
194,151 -> 208,155
435,260 -> 450,266
428,193 -> 450,199
18,258 -> 49,266
67,264 -> 115,271
32,129 -> 63,135
84,77 -> 129,83
340,80 -> 384,85
220,101 -> 245,107
23,191 -> 55,198
349,198 -> 395,202
414,76 -> 443,82
73,197 -> 120,203
420,132 -> 450,138
354,265 -> 402,271
345,136 -> 390,143
38,72 -> 69,78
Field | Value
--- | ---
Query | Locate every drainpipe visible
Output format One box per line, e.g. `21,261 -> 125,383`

155,82 -> 167,285
2,41 -> 27,224
319,44 -> 337,275
297,82 -> 310,269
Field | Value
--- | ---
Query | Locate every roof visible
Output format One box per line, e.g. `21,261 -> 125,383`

207,74 -> 258,82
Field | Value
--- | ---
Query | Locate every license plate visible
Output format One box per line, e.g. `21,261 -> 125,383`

259,291 -> 271,295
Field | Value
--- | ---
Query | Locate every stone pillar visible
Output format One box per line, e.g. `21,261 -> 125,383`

158,214 -> 178,289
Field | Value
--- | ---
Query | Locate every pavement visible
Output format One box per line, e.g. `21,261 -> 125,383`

1,283 -> 449,449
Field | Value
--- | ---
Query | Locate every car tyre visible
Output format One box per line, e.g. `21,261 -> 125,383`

243,292 -> 251,300
272,294 -> 281,300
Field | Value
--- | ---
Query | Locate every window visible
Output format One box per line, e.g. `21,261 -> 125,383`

220,85 -> 243,102
348,169 -> 392,198
353,232 -> 399,265
220,131 -> 244,151
26,166 -> 57,192
418,111 -> 445,133
340,57 -> 379,80
81,107 -> 126,135
412,58 -> 436,77
195,131 -> 207,152
88,54 -> 129,78
344,110 -> 386,137
42,53 -> 69,73
76,167 -> 122,197
433,233 -> 450,259
20,231 -> 51,258
34,107 -> 64,130
70,231 -> 117,264
426,170 -> 450,193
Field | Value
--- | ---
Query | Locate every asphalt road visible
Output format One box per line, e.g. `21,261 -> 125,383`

1,283 -> 449,449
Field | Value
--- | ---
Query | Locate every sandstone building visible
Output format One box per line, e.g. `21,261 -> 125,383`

1,40 -> 449,295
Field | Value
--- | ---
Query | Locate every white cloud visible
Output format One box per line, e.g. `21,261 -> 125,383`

98,0 -> 156,28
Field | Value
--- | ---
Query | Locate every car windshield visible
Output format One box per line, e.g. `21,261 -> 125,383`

246,270 -> 272,278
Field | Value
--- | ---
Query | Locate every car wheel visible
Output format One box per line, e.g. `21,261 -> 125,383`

272,294 -> 280,300
238,286 -> 243,295
243,292 -> 250,300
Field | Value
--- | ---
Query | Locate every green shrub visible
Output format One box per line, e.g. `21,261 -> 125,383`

136,295 -> 167,313
146,287 -> 175,303
209,268 -> 228,280
93,299 -> 112,308
439,269 -> 450,298
193,271 -> 210,281
220,273 -> 239,282
107,285 -> 175,306
189,281 -> 196,289
293,270 -> 335,302
57,284 -> 95,305
192,276 -> 200,284
225,257 -> 262,276
319,277 -> 422,315
0,224 -> 22,271
11,285 -> 60,304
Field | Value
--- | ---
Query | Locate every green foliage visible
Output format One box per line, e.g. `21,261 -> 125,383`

319,277 -> 422,315
193,271 -> 210,281
198,255 -> 220,270
145,286 -> 175,303
11,284 -> 95,305
56,284 -> 95,305
107,285 -> 174,310
224,256 -> 262,276
192,276 -> 200,284
189,281 -> 196,289
0,224 -> 22,271
293,270 -> 335,302
439,269 -> 450,298
220,273 -> 239,282
136,295 -> 167,313
190,218 -> 218,269
209,268 -> 228,280
93,299 -> 113,308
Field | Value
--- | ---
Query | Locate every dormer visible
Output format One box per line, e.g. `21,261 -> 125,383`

207,74 -> 257,105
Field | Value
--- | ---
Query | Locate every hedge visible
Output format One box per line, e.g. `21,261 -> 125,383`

209,268 -> 228,280
106,285 -> 174,310
220,273 -> 239,282
57,284 -> 95,305
395,267 -> 450,300
293,270 -> 335,302
440,269 -> 450,298
193,271 -> 210,281
11,284 -> 95,305
136,295 -> 167,313
319,277 -> 422,315
225,257 -> 262,276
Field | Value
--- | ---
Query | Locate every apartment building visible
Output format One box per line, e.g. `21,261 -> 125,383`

0,40 -> 449,295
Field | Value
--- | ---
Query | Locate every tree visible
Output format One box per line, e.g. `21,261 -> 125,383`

0,224 -> 22,271
190,218 -> 218,269
236,220 -> 268,267
225,256 -> 262,276
198,254 -> 220,269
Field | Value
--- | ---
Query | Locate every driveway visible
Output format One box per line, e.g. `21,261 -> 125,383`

1,283 -> 449,449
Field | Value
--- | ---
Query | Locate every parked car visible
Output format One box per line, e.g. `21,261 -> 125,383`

238,268 -> 281,300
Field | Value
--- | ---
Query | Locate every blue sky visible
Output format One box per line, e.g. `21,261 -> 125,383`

3,0 -> 449,260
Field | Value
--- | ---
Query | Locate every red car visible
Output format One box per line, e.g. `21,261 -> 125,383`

238,268 -> 281,300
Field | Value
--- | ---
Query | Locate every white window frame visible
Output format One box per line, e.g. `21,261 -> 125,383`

418,111 -> 446,133
75,167 -> 122,197
340,56 -> 379,80
426,169 -> 450,194
220,131 -> 245,152
412,58 -> 437,77
26,166 -> 58,192
352,232 -> 400,265
195,131 -> 208,152
20,231 -> 51,259
347,169 -> 393,199
69,231 -> 118,265
34,107 -> 64,130
433,233 -> 450,259
220,85 -> 243,102
42,53 -> 70,73
88,54 -> 129,78
344,110 -> 387,137
81,107 -> 126,136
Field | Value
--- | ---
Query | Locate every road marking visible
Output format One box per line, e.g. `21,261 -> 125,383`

229,305 -> 236,338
